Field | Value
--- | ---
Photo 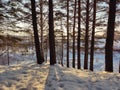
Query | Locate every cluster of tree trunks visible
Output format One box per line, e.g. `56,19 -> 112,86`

89,0 -> 96,71
30,0 -> 117,72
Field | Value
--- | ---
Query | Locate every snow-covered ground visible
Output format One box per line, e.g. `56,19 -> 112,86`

0,61 -> 49,90
1,47 -> 120,72
0,61 -> 120,90
62,50 -> 120,72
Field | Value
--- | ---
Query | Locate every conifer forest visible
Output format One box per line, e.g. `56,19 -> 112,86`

0,0 -> 120,90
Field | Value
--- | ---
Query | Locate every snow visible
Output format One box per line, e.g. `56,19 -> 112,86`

0,61 -> 49,90
0,61 -> 120,90
62,50 -> 120,72
46,65 -> 120,90
114,41 -> 120,50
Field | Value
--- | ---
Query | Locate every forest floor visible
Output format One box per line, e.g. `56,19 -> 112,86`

0,60 -> 120,90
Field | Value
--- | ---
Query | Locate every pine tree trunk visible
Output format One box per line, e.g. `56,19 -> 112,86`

84,0 -> 90,69
40,0 -> 44,62
105,0 -> 116,72
67,0 -> 69,67
119,61 -> 120,73
89,0 -> 96,71
61,31 -> 64,66
49,0 -> 56,65
77,0 -> 81,69
7,35 -> 9,65
72,0 -> 77,68
31,0 -> 44,64
61,18 -> 63,66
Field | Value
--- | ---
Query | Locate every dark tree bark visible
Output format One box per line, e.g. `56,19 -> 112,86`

89,0 -> 96,71
40,0 -> 44,62
31,0 -> 44,64
105,0 -> 116,72
67,0 -> 69,67
49,0 -> 56,65
84,0 -> 90,69
72,0 -> 77,68
77,0 -> 81,69
45,37 -> 49,62
119,61 -> 120,73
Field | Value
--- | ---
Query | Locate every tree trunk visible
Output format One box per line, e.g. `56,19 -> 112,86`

7,35 -> 9,65
67,0 -> 69,67
40,0 -> 44,62
119,60 -> 120,73
89,0 -> 96,71
84,0 -> 90,69
61,18 -> 63,66
31,0 -> 44,64
105,0 -> 116,72
49,0 -> 56,65
72,0 -> 77,68
77,0 -> 81,69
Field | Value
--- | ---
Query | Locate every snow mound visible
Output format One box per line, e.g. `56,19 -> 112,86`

0,61 -> 120,90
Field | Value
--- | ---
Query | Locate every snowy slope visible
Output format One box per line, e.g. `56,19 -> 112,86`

0,61 -> 120,90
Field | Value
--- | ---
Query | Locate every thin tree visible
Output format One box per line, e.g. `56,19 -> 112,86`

84,0 -> 90,69
89,0 -> 96,71
77,0 -> 81,69
119,60 -> 120,73
67,0 -> 69,67
40,0 -> 44,62
31,0 -> 44,64
105,0 -> 116,72
7,34 -> 9,65
72,0 -> 77,68
49,0 -> 56,65
61,19 -> 63,66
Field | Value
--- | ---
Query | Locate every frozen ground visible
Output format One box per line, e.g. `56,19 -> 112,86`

0,61 -> 120,90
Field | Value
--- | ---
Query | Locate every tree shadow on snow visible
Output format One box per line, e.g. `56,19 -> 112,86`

44,65 -> 120,90
44,65 -> 91,90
